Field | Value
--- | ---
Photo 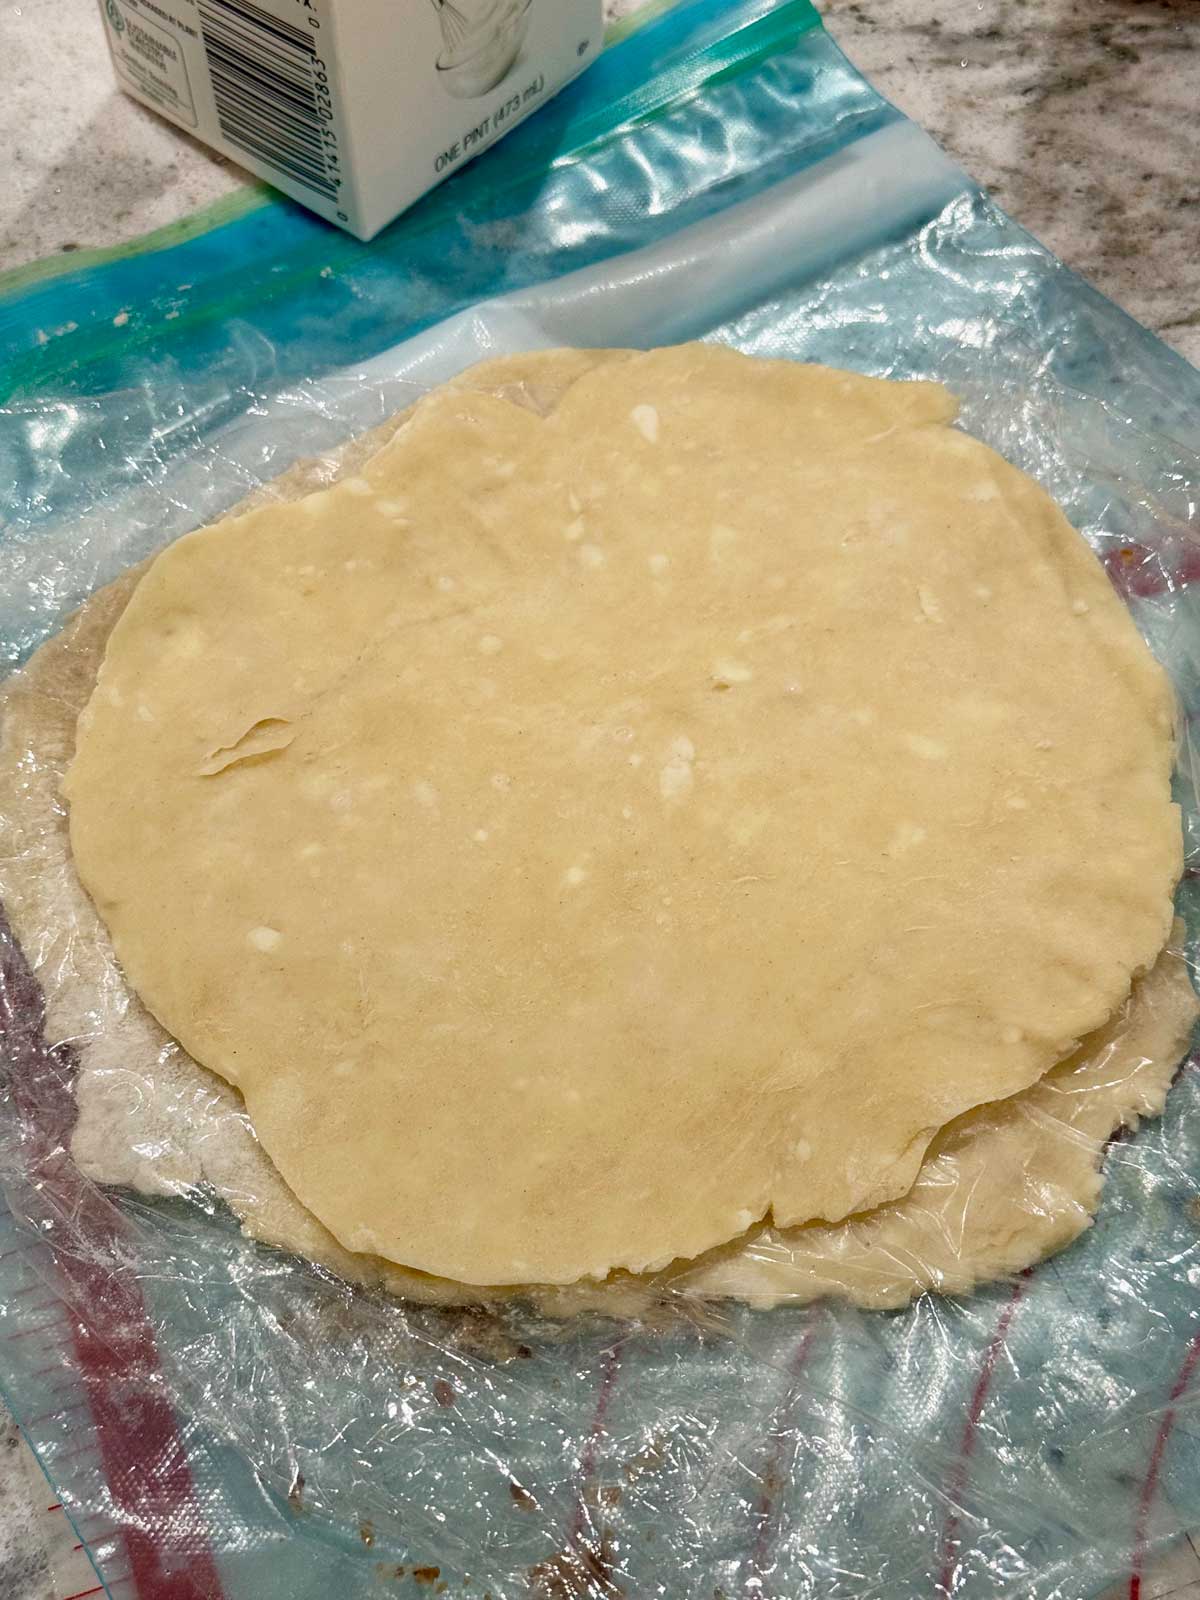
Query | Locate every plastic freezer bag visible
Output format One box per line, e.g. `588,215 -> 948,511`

2,2 -> 1200,1597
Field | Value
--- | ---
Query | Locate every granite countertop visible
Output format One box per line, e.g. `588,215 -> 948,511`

4,0 -> 1198,363
0,2 -> 1198,1597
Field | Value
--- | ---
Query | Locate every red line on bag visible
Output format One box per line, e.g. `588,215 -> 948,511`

25,1397 -> 92,1427
5,1318 -> 67,1343
566,1337 -> 626,1551
1,907 -> 226,1600
744,1324 -> 819,1591
28,1362 -> 70,1380
1104,543 -> 1200,602
936,1274 -> 1030,1597
527,1336 -> 627,1596
1127,1328 -> 1200,1600
10,1280 -> 65,1304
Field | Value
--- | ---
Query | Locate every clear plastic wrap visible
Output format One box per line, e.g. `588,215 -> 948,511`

3,3 -> 1200,1597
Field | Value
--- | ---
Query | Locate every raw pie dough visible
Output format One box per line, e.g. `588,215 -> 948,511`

62,346 -> 1181,1286
0,347 -> 1190,1310
0,597 -> 1193,1314
0,597 -> 1193,1313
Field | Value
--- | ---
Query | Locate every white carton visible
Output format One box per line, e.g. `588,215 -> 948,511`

96,0 -> 604,239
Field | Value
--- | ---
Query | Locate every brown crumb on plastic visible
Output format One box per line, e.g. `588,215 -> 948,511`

446,1307 -> 537,1364
412,1568 -> 441,1586
287,1471 -> 305,1512
433,1378 -> 456,1406
360,1520 -> 376,1548
509,1480 -> 538,1512
529,1532 -> 623,1598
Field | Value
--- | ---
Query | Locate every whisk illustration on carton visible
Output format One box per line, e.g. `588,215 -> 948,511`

432,0 -> 534,98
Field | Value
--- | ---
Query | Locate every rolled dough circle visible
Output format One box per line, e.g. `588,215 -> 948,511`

3,553 -> 1190,1316
65,345 -> 1181,1285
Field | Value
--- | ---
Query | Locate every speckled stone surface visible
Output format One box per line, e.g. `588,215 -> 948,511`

819,0 -> 1200,365
0,3 -> 1198,1597
2,0 -> 244,271
0,1422 -> 50,1600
